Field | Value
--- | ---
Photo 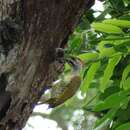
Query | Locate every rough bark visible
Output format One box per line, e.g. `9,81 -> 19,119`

0,0 -> 95,129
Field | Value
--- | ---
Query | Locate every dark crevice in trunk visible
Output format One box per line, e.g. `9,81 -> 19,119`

0,73 -> 11,121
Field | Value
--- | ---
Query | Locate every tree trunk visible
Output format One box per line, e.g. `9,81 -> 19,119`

0,0 -> 94,129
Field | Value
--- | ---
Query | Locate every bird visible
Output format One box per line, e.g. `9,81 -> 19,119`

40,56 -> 83,108
46,75 -> 81,108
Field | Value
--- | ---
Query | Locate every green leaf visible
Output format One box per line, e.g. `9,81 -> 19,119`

115,122 -> 130,130
100,55 -> 121,92
120,64 -> 130,89
69,35 -> 83,54
97,41 -> 116,58
96,8 -> 111,21
123,77 -> 130,90
94,91 -> 129,112
92,22 -> 123,34
103,19 -> 130,28
120,14 -> 130,21
109,0 -> 125,11
78,52 -> 99,62
114,44 -> 128,53
94,108 -> 118,129
81,61 -> 101,92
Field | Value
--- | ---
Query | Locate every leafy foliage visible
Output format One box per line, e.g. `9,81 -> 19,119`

64,0 -> 130,129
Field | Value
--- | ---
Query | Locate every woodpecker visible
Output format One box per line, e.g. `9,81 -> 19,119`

40,55 -> 83,108
46,76 -> 81,108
